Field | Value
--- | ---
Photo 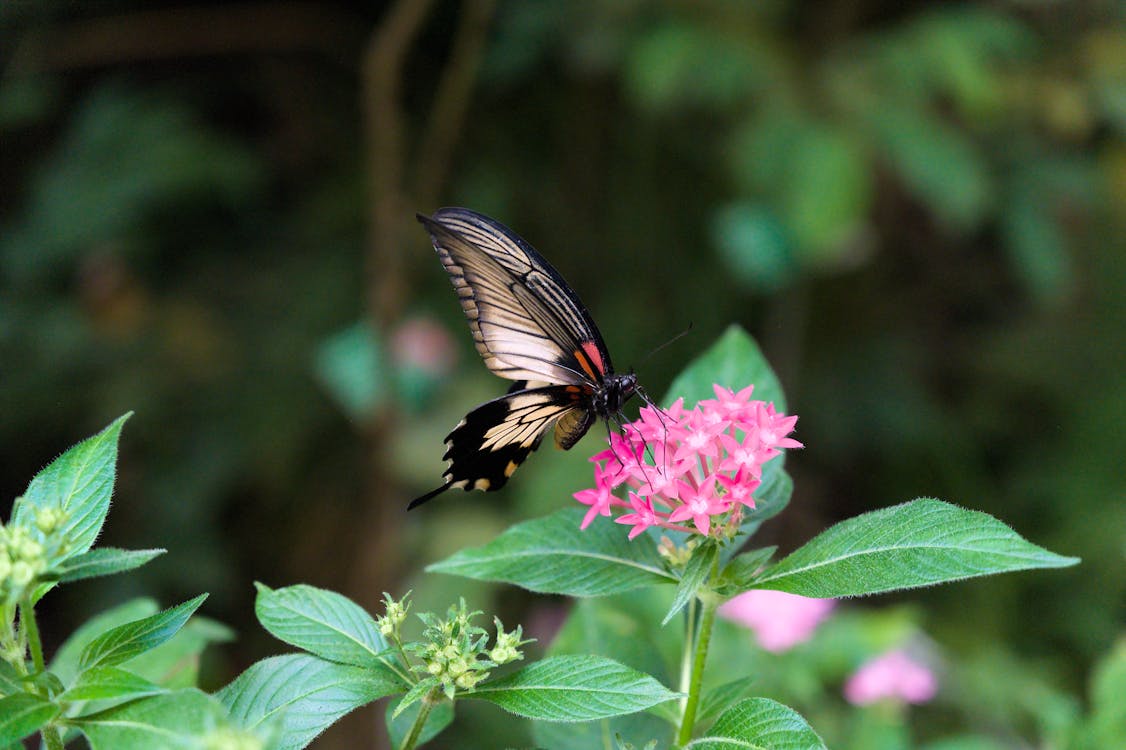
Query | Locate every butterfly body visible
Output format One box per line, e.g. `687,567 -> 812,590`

411,208 -> 638,509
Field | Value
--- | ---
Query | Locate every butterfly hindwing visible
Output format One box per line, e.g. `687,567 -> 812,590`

408,384 -> 588,509
418,208 -> 613,386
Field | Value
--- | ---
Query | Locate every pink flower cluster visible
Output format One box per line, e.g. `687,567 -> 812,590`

718,590 -> 835,652
844,649 -> 938,706
574,384 -> 801,539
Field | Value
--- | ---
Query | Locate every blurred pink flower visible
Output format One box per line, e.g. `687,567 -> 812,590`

575,384 -> 801,539
391,317 -> 457,375
844,649 -> 938,705
718,589 -> 835,652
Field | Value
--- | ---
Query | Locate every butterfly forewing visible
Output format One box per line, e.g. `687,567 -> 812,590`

419,209 -> 613,385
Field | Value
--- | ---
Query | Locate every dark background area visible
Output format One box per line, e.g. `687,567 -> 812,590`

1,1 -> 1122,748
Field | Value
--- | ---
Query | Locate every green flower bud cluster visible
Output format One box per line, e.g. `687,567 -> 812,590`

488,617 -> 530,666
396,598 -> 533,700
0,516 -> 51,603
408,599 -> 493,697
376,591 -> 411,639
657,535 -> 699,568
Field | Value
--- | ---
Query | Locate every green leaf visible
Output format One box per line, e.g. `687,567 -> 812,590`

52,548 -> 165,584
696,677 -> 757,724
59,666 -> 163,704
715,547 -> 776,598
468,655 -> 680,722
80,594 -> 208,670
752,499 -> 1080,597
546,593 -> 681,737
217,653 -> 404,750
50,599 -> 159,685
535,711 -> 674,750
390,678 -> 437,720
254,583 -> 390,669
548,595 -> 676,684
0,660 -> 25,696
427,508 -> 675,597
0,692 -> 60,745
386,695 -> 453,748
74,688 -> 231,749
686,697 -> 826,749
664,325 -> 787,412
120,615 -> 233,689
12,413 -> 131,563
663,542 -> 718,625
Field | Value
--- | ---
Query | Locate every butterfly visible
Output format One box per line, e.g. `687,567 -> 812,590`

411,208 -> 640,509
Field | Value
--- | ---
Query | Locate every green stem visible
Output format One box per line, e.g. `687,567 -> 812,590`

677,598 -> 696,714
675,560 -> 720,745
42,726 -> 65,750
19,596 -> 45,673
0,603 -> 21,675
398,688 -> 439,750
19,598 -> 64,750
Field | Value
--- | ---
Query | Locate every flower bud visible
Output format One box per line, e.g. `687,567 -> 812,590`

447,657 -> 468,677
19,538 -> 44,560
455,671 -> 484,690
35,507 -> 65,535
10,561 -> 34,587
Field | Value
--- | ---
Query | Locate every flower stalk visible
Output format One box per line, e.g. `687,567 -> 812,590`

676,555 -> 720,745
398,687 -> 440,750
20,595 -> 45,673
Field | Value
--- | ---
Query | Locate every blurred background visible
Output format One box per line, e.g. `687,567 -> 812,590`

1,1 -> 1123,748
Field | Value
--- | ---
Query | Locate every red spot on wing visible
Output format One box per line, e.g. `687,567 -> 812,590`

580,341 -> 607,377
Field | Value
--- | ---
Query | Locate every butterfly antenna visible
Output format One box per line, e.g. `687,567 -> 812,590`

638,322 -> 694,365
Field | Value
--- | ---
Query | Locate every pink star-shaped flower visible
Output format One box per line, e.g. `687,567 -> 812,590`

717,468 -> 760,509
575,381 -> 801,540
573,463 -> 620,529
668,475 -> 728,535
614,492 -> 662,539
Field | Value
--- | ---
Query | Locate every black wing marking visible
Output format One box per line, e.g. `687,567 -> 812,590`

418,208 -> 614,385
409,385 -> 594,509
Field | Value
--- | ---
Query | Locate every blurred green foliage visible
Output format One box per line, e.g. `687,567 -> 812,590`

1,1 -> 1122,748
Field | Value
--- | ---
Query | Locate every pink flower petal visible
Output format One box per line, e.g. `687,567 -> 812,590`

844,650 -> 938,706
719,590 -> 834,652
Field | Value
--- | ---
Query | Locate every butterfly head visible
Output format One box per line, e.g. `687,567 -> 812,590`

594,371 -> 638,418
